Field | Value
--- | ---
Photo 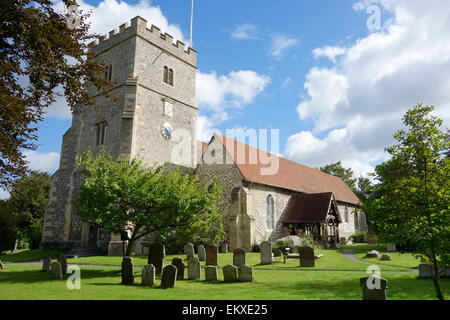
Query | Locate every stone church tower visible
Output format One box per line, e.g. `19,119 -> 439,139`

41,16 -> 198,253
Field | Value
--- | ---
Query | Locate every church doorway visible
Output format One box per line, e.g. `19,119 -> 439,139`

88,225 -> 98,247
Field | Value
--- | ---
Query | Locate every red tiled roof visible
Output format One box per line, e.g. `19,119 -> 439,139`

213,134 -> 360,205
283,192 -> 341,223
197,140 -> 208,164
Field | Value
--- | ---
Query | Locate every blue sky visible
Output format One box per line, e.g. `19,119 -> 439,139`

7,0 -> 450,199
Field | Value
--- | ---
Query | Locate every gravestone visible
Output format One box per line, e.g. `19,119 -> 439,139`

386,243 -> 397,252
360,276 -> 388,300
299,246 -> 315,267
367,231 -> 377,244
260,241 -> 273,265
365,250 -> 380,258
273,249 -> 282,257
205,265 -> 218,281
238,265 -> 253,282
0,260 -> 4,270
57,254 -> 67,275
121,257 -> 134,285
171,257 -> 185,280
161,264 -> 177,289
233,248 -> 246,267
188,257 -> 201,280
51,261 -> 62,280
340,237 -> 347,245
206,245 -> 218,266
223,264 -> 238,282
198,245 -> 206,261
185,243 -> 195,259
380,254 -> 391,261
42,257 -> 51,272
141,264 -> 155,287
147,242 -> 165,274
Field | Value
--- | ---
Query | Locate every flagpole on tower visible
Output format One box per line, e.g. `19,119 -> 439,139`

190,0 -> 194,46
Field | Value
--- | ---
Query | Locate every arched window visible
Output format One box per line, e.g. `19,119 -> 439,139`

266,195 -> 274,230
163,66 -> 168,83
168,68 -> 174,86
95,122 -> 107,146
344,207 -> 349,223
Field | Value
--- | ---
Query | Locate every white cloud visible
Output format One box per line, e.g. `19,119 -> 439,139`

269,34 -> 299,60
196,70 -> 270,141
285,0 -> 450,178
231,24 -> 259,40
23,151 -> 60,173
282,77 -> 292,89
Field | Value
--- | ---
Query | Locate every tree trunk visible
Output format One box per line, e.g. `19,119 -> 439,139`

431,252 -> 445,300
125,238 -> 135,257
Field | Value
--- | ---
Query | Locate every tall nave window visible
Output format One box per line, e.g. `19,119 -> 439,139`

95,122 -> 107,146
266,195 -> 275,229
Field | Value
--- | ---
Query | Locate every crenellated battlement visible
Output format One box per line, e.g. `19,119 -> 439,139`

89,16 -> 196,66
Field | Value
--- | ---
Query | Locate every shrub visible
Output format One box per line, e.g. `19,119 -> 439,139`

350,232 -> 367,243
251,244 -> 260,253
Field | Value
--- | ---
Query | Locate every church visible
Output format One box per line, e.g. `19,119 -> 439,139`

41,16 -> 367,256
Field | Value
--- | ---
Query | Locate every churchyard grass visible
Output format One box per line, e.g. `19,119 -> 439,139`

0,249 -> 63,263
0,263 -> 447,300
341,244 -> 421,269
67,250 -> 405,271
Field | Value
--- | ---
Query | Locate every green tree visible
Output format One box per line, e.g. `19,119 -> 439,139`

0,200 -> 18,253
319,161 -> 357,191
73,150 -> 225,256
354,176 -> 373,204
6,171 -> 51,249
365,104 -> 449,300
0,0 -> 114,187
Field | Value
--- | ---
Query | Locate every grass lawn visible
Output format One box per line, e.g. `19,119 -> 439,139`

0,249 -> 64,263
341,244 -> 421,269
66,250 -> 406,271
0,263 -> 447,300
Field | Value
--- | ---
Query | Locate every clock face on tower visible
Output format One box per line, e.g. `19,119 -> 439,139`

161,122 -> 173,140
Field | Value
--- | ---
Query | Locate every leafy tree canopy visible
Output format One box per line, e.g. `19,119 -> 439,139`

0,0 -> 113,187
319,161 -> 357,192
73,150 -> 226,256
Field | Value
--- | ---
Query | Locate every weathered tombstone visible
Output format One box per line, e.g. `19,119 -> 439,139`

185,243 -> 195,259
205,265 -> 218,281
273,249 -> 282,257
197,245 -> 206,261
340,237 -> 347,245
188,257 -> 201,280
147,242 -> 165,274
233,248 -> 246,267
51,261 -> 62,280
121,257 -> 134,285
299,246 -> 315,267
238,265 -> 253,282
171,257 -> 185,280
360,276 -> 388,300
42,257 -> 51,272
141,264 -> 155,287
57,254 -> 67,275
206,245 -> 218,266
0,260 -> 4,270
260,241 -> 273,265
223,264 -> 238,282
380,254 -> 391,261
386,243 -> 397,252
161,264 -> 177,289
365,250 -> 380,258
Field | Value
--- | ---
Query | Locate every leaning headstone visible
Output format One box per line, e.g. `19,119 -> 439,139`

233,248 -> 246,267
260,241 -> 273,265
206,245 -> 218,266
205,266 -> 218,281
273,249 -> 282,257
188,257 -> 201,280
171,257 -> 185,280
380,254 -> 391,261
121,257 -> 134,285
57,254 -> 67,275
360,276 -> 388,300
147,242 -> 165,275
161,264 -> 177,289
185,243 -> 195,259
299,246 -> 315,267
0,260 -> 4,270
197,245 -> 206,261
223,264 -> 238,282
42,257 -> 51,272
238,265 -> 253,282
51,261 -> 62,280
365,250 -> 380,258
386,243 -> 397,252
141,264 -> 155,287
